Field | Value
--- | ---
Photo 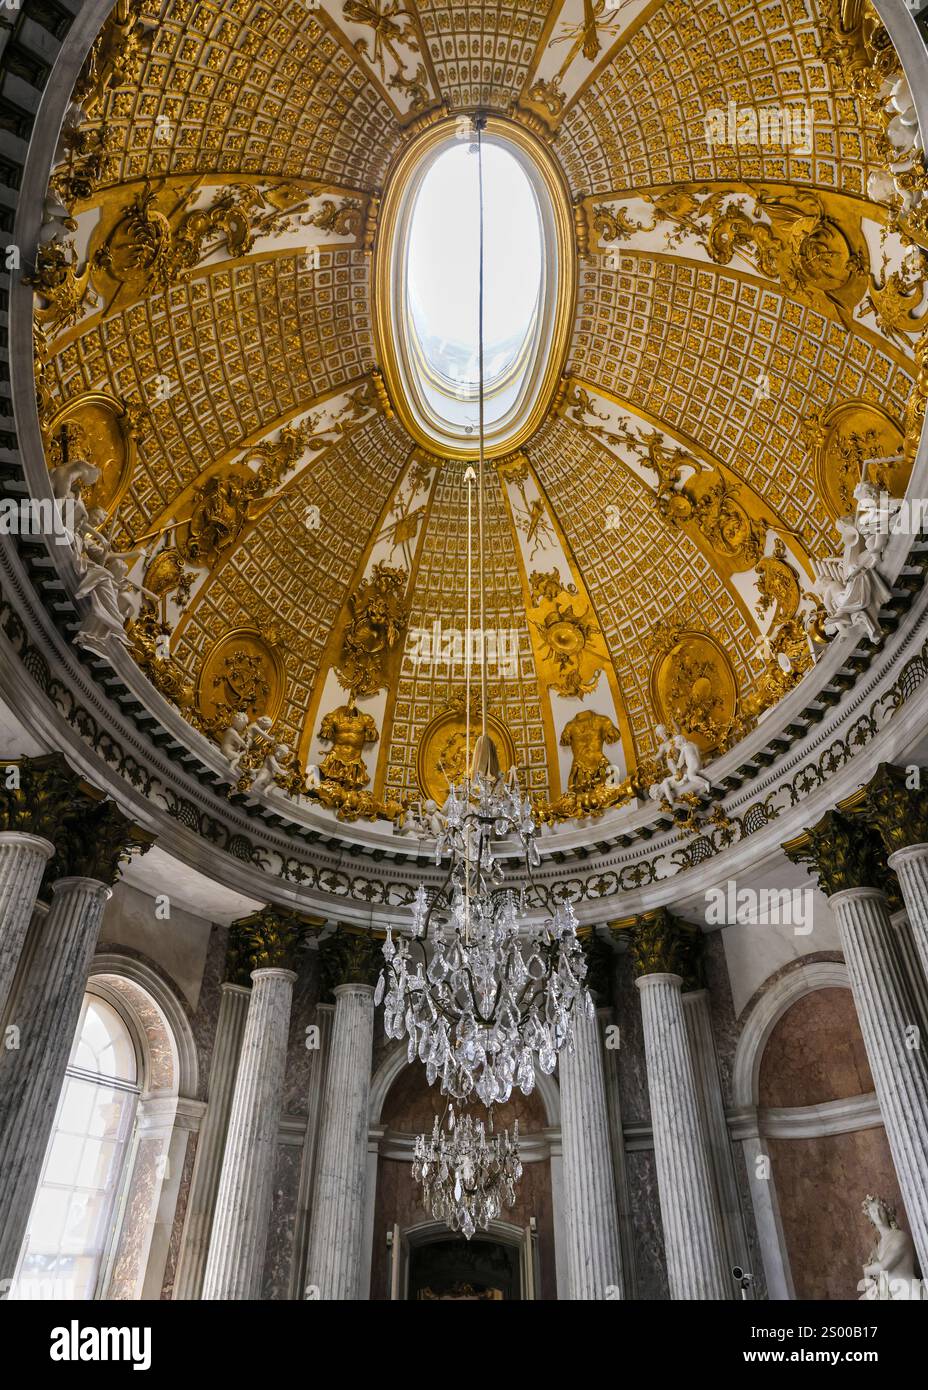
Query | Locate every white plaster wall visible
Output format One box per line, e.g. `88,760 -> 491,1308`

717,858 -> 842,1019
99,880 -> 213,1010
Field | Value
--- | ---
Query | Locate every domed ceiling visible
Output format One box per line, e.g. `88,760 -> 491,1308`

29,0 -> 928,828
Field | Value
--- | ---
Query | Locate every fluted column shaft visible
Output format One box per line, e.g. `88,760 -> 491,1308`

173,982 -> 251,1299
682,990 -> 751,1279
305,983 -> 374,1300
830,887 -> 928,1268
559,1002 -> 624,1299
0,875 -> 112,1285
0,832 -> 54,1021
637,972 -> 730,1300
888,845 -> 928,994
202,968 -> 296,1300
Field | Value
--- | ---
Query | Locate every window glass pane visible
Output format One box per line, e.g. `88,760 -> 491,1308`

70,997 -> 137,1083
12,993 -> 140,1300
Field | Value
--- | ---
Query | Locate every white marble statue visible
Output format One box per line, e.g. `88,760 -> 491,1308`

396,805 -> 422,836
858,1196 -> 925,1300
73,551 -> 155,657
49,454 -> 99,504
251,743 -> 292,794
649,727 -> 711,806
219,711 -> 249,771
812,481 -> 896,645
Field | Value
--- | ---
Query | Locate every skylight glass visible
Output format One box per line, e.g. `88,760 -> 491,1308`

406,142 -> 542,417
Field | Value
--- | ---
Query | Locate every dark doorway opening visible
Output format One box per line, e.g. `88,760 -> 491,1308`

409,1237 -> 521,1300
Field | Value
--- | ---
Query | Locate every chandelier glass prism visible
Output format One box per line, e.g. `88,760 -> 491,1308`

412,1106 -> 522,1240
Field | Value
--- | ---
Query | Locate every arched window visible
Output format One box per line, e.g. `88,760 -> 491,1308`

13,994 -> 140,1300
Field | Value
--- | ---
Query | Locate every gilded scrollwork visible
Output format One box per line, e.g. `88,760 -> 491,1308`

25,241 -> 98,335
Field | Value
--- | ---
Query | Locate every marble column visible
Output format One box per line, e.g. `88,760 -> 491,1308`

785,806 -> 928,1269
860,763 -> 928,992
630,908 -> 731,1299
637,972 -> 731,1300
0,875 -> 112,1284
559,1000 -> 624,1299
889,906 -> 928,1034
290,1002 -> 334,1301
202,967 -> 296,1300
888,847 -> 928,991
683,989 -> 751,1281
173,981 -> 251,1300
0,831 -> 54,1020
828,887 -> 928,1268
305,930 -> 379,1300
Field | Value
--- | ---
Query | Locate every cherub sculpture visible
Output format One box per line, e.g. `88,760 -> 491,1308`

649,725 -> 711,806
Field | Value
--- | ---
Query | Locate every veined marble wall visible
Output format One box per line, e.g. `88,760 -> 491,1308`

757,987 -> 912,1299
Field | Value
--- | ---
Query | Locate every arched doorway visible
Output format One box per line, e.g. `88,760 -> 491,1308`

367,1046 -> 561,1299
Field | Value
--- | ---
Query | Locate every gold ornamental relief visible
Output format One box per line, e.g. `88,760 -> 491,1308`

647,623 -> 739,755
417,704 -> 517,805
803,401 -> 908,521
195,629 -> 286,731
46,393 -> 137,518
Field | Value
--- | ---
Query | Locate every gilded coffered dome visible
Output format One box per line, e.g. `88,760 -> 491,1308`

28,0 -> 928,830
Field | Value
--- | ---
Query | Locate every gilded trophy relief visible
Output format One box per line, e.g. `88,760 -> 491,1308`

45,393 -> 138,519
305,699 -> 402,823
647,616 -> 739,756
743,541 -> 815,723
534,708 -> 636,825
335,562 -> 411,699
416,697 -> 516,807
802,401 -> 909,522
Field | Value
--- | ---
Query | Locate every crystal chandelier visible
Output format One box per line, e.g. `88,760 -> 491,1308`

375,114 -> 592,1105
412,1106 -> 522,1240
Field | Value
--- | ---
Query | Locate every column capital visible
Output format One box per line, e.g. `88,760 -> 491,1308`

1,753 -> 87,846
319,927 -> 382,995
49,797 -> 154,886
226,906 -> 323,983
628,908 -> 703,988
782,809 -> 890,900
854,763 -> 928,855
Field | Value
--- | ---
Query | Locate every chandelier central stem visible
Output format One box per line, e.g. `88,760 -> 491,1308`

476,113 -> 488,745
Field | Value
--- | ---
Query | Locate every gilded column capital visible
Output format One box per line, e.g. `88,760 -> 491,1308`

0,752 -> 87,845
782,809 -> 889,899
226,907 -> 323,983
49,795 -> 154,886
319,927 -> 382,995
628,909 -> 704,989
854,763 -> 928,854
